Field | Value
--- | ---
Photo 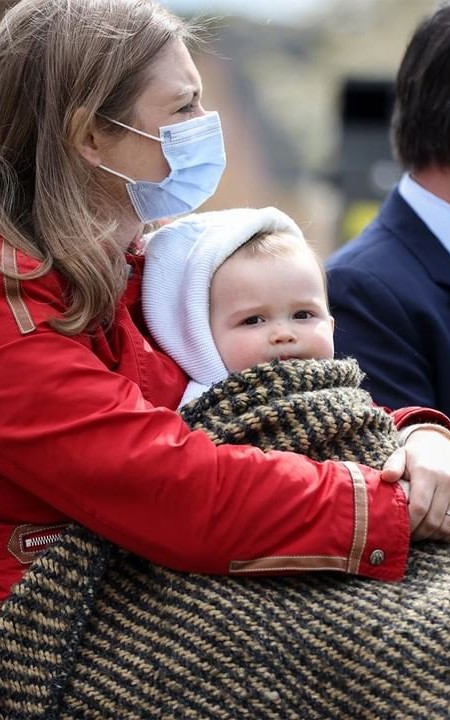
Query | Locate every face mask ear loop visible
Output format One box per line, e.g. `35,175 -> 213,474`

97,114 -> 162,143
98,165 -> 136,183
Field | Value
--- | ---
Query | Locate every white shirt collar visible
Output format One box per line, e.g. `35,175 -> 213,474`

398,172 -> 450,255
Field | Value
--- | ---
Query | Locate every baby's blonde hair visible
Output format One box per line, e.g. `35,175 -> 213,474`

231,230 -> 329,307
237,230 -> 303,258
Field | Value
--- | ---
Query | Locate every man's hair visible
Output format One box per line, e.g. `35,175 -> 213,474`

391,4 -> 450,170
0,0 -> 190,334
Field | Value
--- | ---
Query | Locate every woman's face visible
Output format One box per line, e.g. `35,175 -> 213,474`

97,38 -> 205,192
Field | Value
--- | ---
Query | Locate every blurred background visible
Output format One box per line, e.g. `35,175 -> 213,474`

161,0 -> 439,259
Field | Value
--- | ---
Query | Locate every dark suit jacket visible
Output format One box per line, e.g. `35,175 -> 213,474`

326,188 -> 450,415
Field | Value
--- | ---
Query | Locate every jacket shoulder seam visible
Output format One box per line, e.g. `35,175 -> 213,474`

1,242 -> 36,334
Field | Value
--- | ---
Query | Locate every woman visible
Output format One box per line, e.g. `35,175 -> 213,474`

0,0 -> 450,603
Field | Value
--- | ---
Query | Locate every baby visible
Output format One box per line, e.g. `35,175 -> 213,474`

142,207 -> 333,406
142,207 -> 398,468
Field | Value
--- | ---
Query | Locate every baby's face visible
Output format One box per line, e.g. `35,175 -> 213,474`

210,245 -> 334,373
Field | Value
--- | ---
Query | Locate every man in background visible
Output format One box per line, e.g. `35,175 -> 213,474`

326,3 -> 450,417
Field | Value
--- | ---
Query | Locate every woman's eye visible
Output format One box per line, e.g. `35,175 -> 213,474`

177,93 -> 201,114
293,310 -> 313,320
178,102 -> 195,114
243,315 -> 262,326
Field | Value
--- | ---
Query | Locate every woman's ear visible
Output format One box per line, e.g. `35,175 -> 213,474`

68,107 -> 102,167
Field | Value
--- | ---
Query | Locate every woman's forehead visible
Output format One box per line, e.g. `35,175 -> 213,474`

147,39 -> 202,98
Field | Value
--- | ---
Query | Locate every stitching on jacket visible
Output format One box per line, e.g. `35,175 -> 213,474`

229,555 -> 348,574
343,461 -> 368,574
1,242 -> 36,334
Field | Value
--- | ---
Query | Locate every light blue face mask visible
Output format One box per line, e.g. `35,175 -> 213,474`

98,111 -> 226,222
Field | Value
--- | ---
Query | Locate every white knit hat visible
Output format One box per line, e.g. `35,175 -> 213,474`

142,207 -> 306,407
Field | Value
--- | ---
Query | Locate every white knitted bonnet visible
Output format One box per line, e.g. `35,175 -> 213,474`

142,207 -> 306,406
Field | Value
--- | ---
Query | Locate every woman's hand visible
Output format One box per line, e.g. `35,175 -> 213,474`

381,425 -> 450,540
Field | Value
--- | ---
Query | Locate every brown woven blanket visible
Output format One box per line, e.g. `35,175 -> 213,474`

1,358 -> 449,720
180,357 -> 399,467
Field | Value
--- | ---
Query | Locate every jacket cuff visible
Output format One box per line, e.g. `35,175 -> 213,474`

357,468 -> 410,582
391,406 -> 450,431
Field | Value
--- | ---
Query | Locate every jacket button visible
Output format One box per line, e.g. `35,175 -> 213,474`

370,549 -> 385,566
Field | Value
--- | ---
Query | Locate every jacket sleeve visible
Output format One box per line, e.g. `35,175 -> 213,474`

0,326 -> 410,582
326,265 -> 436,410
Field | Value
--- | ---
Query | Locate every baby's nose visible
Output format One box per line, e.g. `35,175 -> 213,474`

271,323 -> 296,343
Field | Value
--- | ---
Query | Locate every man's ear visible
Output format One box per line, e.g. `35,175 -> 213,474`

68,107 -> 102,167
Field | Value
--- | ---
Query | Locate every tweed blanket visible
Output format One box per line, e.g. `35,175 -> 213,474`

1,358 -> 450,720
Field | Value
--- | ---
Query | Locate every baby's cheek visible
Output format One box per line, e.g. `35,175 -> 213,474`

226,335 -> 259,373
240,338 -> 265,369
315,328 -> 334,358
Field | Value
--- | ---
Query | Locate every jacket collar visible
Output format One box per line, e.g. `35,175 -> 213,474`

378,188 -> 450,287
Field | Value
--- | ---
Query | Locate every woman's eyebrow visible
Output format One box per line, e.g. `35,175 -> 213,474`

172,83 -> 202,100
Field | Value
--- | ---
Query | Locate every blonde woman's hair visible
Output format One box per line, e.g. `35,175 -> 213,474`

0,0 -> 189,334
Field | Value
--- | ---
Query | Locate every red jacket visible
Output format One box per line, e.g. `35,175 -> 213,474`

0,242 -> 447,601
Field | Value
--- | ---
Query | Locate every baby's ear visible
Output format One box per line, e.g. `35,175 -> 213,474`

68,106 -> 102,167
330,315 -> 335,332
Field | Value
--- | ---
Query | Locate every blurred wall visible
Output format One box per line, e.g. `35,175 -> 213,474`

186,0 -> 439,258
1,0 -> 438,258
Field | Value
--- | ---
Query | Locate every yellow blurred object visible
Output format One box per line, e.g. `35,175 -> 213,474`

342,200 -> 380,242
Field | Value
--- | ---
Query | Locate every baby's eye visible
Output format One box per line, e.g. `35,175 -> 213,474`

242,315 -> 263,326
293,310 -> 313,320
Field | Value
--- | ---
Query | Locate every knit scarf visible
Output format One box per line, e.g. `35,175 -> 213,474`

180,357 -> 399,468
